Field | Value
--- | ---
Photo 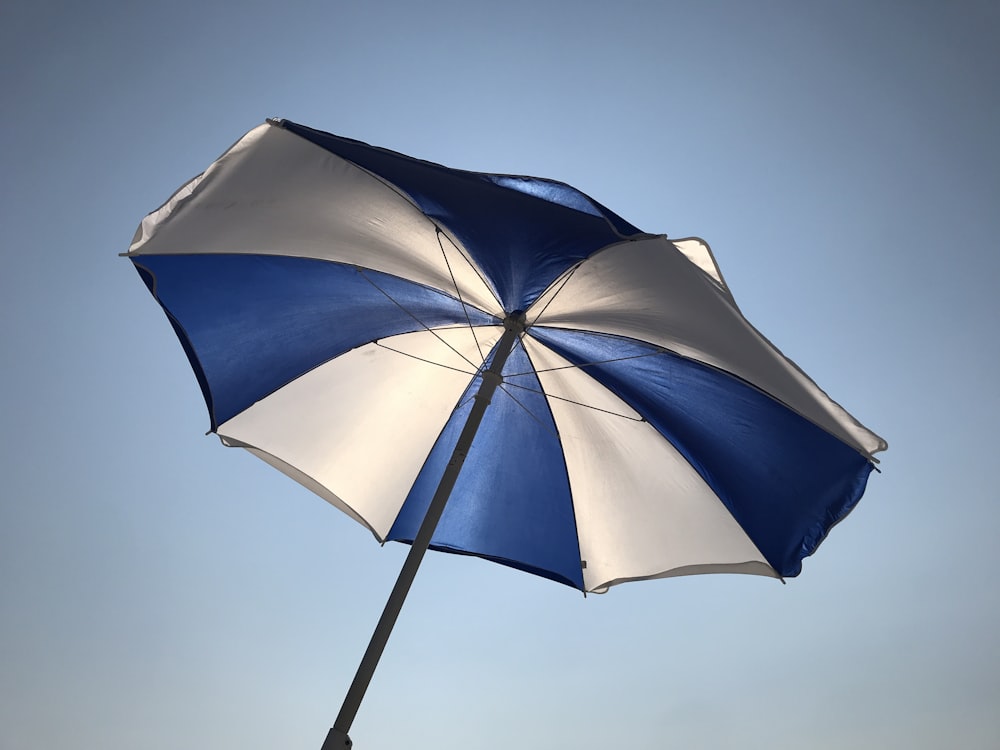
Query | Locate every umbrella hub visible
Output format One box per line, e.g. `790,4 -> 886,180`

478,311 -> 525,398
503,309 -> 527,333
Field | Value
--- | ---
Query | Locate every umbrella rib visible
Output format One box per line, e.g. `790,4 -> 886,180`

354,266 -> 484,372
434,224 -> 503,315
495,383 -> 561,438
528,261 -> 583,328
502,380 -> 645,423
436,227 -> 486,364
505,348 -> 668,377
374,341 -> 479,377
498,335 -> 644,422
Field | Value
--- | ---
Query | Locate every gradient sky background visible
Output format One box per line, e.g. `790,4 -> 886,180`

2,1 -> 998,748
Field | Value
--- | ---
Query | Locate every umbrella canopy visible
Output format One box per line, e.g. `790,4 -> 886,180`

128,119 -> 886,746
128,118 -> 885,595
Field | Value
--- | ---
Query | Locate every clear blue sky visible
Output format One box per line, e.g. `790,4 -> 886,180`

2,1 -> 998,748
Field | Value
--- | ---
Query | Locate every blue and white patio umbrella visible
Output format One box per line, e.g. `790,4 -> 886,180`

127,119 -> 885,746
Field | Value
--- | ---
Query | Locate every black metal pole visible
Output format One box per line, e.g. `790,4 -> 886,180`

321,312 -> 526,750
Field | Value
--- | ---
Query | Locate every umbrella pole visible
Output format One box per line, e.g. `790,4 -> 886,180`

321,312 -> 526,750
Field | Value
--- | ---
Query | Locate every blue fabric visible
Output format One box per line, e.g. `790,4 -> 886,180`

529,327 -> 873,577
387,342 -> 584,590
134,254 -> 497,429
281,120 -> 644,313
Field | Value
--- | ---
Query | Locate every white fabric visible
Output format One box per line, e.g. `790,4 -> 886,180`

128,123 -> 501,317
522,338 -> 775,591
528,237 -> 887,458
671,236 -> 732,297
217,326 -> 500,539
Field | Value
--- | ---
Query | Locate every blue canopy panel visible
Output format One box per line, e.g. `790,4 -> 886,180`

280,120 -> 645,313
133,253 -> 497,430
529,327 -> 873,578
387,342 -> 584,590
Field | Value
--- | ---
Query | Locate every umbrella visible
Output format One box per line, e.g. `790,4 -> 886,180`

126,118 -> 886,748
